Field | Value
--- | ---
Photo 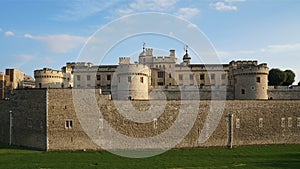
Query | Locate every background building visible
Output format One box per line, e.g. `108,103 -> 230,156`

0,69 -> 35,99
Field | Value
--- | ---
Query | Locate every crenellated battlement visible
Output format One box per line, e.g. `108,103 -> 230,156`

34,68 -> 64,77
119,57 -> 131,64
230,60 -> 269,75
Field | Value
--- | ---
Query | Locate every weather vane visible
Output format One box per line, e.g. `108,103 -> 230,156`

143,42 -> 146,51
184,45 -> 188,52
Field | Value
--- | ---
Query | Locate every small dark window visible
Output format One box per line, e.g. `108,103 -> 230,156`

128,76 -> 131,83
107,75 -> 111,80
241,89 -> 245,95
211,74 -> 215,80
140,77 -> 144,83
87,75 -> 91,81
96,75 -> 101,80
200,74 -> 205,80
76,75 -> 81,81
69,120 -> 73,128
65,120 -> 69,128
158,72 -> 164,78
157,82 -> 164,86
256,77 -> 261,83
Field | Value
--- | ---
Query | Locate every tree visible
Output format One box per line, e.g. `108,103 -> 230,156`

282,70 -> 295,86
268,68 -> 296,86
298,81 -> 300,86
268,68 -> 286,86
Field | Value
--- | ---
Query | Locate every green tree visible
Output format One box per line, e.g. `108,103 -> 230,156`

268,68 -> 286,86
298,81 -> 300,86
282,69 -> 295,86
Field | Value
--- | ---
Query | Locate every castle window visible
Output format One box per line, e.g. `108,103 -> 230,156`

96,75 -> 101,80
153,118 -> 158,129
221,74 -> 226,80
65,120 -> 73,129
288,117 -> 292,127
200,74 -> 205,80
179,74 -> 183,81
76,75 -> 81,81
107,75 -> 111,81
297,118 -> 300,127
157,82 -> 164,86
169,74 -> 172,78
259,118 -> 263,128
210,74 -> 215,80
256,77 -> 261,83
87,75 -> 91,81
236,118 -> 240,128
140,77 -> 144,83
241,89 -> 245,95
128,76 -> 131,83
158,72 -> 164,78
190,74 -> 194,85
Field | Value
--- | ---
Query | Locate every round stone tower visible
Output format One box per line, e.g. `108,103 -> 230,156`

112,63 -> 150,100
229,61 -> 269,100
34,68 -> 64,88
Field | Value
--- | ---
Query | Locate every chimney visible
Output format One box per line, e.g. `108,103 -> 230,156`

169,49 -> 175,57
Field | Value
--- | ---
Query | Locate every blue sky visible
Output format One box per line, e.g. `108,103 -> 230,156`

1,0 -> 300,84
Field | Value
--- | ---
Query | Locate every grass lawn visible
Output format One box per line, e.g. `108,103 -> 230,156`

0,144 -> 299,169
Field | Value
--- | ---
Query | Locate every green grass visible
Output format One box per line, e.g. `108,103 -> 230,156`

0,144 -> 300,169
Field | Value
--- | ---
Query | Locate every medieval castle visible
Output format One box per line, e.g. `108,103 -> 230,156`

0,46 -> 300,151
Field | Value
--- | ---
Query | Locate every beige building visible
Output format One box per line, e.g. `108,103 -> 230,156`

0,69 -> 35,99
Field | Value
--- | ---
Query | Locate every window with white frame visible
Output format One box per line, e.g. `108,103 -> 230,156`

65,120 -> 73,129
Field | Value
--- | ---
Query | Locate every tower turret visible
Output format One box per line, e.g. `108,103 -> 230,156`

229,61 -> 269,100
182,45 -> 191,66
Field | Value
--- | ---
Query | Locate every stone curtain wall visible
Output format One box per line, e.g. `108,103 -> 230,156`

0,89 -> 47,150
268,87 -> 300,100
46,89 -> 300,150
1,89 -> 300,150
47,89 -> 100,150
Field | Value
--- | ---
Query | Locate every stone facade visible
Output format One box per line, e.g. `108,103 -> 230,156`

1,89 -> 300,151
0,89 -> 47,150
32,47 -> 300,100
0,69 -> 35,99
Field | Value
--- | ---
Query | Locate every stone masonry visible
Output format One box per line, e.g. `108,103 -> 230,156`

1,88 -> 300,150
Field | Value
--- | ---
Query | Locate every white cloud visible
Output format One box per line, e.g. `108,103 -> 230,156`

130,0 -> 177,11
25,34 -> 87,53
115,0 -> 178,16
264,43 -> 300,53
210,2 -> 237,11
24,33 -> 33,38
176,8 -> 200,19
55,0 -> 117,21
5,31 -> 15,37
